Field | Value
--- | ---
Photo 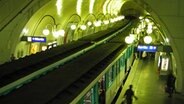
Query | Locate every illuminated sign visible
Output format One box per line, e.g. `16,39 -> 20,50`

28,37 -> 46,42
47,41 -> 57,49
161,57 -> 169,71
137,45 -> 157,52
21,36 -> 46,43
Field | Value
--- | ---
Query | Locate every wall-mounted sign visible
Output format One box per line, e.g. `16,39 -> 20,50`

161,57 -> 169,71
137,45 -> 157,52
21,36 -> 46,43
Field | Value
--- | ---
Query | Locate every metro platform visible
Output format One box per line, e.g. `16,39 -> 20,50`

115,57 -> 184,104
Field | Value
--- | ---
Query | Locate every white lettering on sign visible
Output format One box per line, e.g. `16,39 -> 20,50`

137,45 -> 157,52
31,37 -> 46,42
32,37 -> 44,41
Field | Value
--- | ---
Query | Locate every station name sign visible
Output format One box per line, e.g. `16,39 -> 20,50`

21,36 -> 46,43
137,45 -> 157,52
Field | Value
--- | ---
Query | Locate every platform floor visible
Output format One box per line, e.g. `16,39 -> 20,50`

116,57 -> 184,104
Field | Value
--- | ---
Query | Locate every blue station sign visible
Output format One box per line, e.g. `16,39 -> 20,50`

21,36 -> 46,43
137,45 -> 157,52
28,37 -> 46,42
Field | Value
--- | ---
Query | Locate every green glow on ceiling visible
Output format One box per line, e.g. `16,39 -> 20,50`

77,0 -> 83,16
107,0 -> 113,14
56,0 -> 63,16
108,0 -> 123,15
89,0 -> 95,14
103,0 -> 111,15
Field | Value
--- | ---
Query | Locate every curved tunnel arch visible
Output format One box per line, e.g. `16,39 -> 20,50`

63,14 -> 81,43
0,0 -> 183,92
132,0 -> 183,92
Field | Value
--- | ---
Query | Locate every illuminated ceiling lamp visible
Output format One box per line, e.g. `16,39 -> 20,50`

146,28 -> 153,34
125,35 -> 134,44
43,28 -> 50,35
103,20 -> 109,25
144,35 -> 152,44
139,16 -> 143,20
52,29 -> 65,38
80,25 -> 87,30
110,18 -> 115,23
94,21 -> 101,27
147,23 -> 153,34
57,29 -> 65,37
53,31 -> 59,38
87,21 -> 92,26
71,24 -> 77,30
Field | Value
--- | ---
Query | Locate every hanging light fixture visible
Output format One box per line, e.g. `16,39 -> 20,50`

144,35 -> 152,44
80,25 -> 87,30
57,29 -> 65,37
42,28 -> 50,35
71,24 -> 77,30
125,35 -> 134,44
